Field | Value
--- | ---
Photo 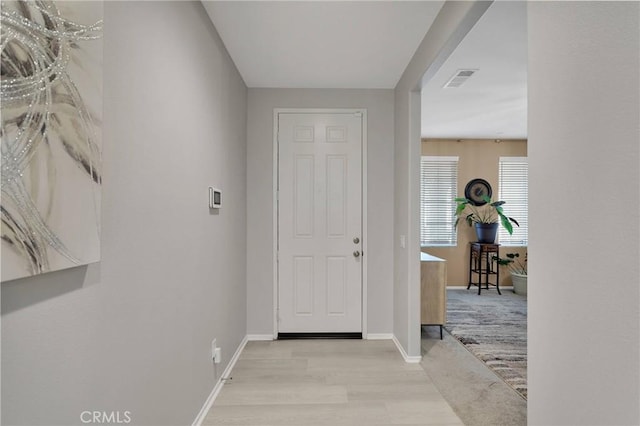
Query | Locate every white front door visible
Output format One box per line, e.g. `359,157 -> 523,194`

277,111 -> 363,334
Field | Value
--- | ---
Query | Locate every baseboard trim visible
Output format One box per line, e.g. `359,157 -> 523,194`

448,285 -> 515,290
247,334 -> 275,341
366,333 -> 393,340
392,335 -> 422,363
192,335 -> 248,426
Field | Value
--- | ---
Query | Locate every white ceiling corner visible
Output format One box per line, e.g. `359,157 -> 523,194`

202,1 -> 445,89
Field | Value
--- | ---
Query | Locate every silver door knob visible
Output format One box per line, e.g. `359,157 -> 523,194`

353,251 -> 360,258
353,237 -> 360,244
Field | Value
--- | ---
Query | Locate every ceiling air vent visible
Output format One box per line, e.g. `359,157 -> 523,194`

443,69 -> 478,88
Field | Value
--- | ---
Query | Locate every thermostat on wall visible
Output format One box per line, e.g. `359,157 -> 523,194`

209,187 -> 221,209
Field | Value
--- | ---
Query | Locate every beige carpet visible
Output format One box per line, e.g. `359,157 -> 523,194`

421,326 -> 527,426
444,288 -> 528,399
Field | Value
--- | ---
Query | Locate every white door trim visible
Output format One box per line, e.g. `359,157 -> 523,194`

272,108 -> 368,338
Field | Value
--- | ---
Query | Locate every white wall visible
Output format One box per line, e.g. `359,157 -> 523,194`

1,2 -> 248,425
246,89 -> 394,336
528,2 -> 639,424
393,1 -> 491,357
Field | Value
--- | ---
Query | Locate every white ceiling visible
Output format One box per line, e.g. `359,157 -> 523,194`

202,1 -> 528,139
421,1 -> 528,139
202,1 -> 444,89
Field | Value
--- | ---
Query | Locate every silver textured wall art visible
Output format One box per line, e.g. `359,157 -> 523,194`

1,1 -> 103,281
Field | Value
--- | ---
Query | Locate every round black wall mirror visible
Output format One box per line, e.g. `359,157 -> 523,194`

464,178 -> 492,206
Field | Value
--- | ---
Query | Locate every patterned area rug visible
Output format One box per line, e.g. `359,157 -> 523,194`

445,289 -> 527,399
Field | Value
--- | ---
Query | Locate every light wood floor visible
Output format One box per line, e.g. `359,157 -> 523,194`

203,339 -> 463,426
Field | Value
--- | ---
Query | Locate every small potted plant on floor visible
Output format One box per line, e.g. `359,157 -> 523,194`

494,252 -> 528,295
454,195 -> 519,243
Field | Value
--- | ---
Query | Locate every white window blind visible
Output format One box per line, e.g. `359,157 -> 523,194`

420,156 -> 458,246
498,157 -> 528,246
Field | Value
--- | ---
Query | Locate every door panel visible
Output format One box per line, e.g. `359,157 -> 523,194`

326,155 -> 347,237
293,256 -> 313,315
326,256 -> 347,315
278,112 -> 362,333
294,155 -> 314,238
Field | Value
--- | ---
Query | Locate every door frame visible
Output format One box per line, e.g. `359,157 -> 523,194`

272,108 -> 368,339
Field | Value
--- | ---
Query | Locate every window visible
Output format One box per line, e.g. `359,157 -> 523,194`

498,157 -> 528,246
420,156 -> 458,246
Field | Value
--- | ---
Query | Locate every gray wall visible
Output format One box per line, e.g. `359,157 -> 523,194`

246,89 -> 394,336
1,2 -> 248,425
528,2 -> 639,424
393,1 -> 490,357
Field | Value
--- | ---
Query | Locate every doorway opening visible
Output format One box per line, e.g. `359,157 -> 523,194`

417,1 -> 529,422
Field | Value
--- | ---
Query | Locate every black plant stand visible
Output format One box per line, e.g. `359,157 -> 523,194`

468,242 -> 501,295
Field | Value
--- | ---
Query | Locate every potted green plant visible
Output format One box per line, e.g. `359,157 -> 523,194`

495,252 -> 528,295
454,195 -> 519,243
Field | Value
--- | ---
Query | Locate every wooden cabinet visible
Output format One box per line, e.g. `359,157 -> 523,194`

420,252 -> 447,338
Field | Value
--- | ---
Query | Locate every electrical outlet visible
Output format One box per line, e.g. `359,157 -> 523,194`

211,339 -> 217,361
214,347 -> 222,364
